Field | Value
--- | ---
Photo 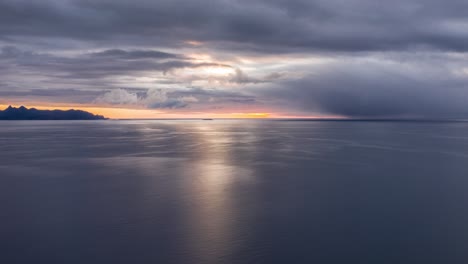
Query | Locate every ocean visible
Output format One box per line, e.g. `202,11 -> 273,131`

1,120 -> 468,263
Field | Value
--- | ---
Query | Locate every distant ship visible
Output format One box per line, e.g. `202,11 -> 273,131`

202,118 -> 214,121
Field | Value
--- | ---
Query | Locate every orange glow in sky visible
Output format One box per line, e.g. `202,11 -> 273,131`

0,104 -> 271,119
0,104 -> 340,119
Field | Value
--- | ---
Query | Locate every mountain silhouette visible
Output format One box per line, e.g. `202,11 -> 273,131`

0,106 -> 107,120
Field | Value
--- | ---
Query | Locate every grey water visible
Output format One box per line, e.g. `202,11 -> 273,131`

1,120 -> 468,264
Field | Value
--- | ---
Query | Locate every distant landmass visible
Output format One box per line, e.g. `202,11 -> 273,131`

0,106 -> 107,120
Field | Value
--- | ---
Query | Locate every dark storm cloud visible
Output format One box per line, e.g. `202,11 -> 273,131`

258,56 -> 468,118
1,0 -> 468,52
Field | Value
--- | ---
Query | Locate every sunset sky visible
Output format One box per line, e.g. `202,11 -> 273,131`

2,0 -> 468,118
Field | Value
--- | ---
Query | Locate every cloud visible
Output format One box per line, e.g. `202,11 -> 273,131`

2,0 -> 468,53
172,87 -> 257,105
229,68 -> 259,84
144,89 -> 188,109
95,89 -> 140,104
256,54 -> 468,118
0,45 -> 260,110
93,87 -> 257,110
89,49 -> 178,59
2,0 -> 468,117
94,88 -> 187,109
229,68 -> 287,84
0,46 -> 236,82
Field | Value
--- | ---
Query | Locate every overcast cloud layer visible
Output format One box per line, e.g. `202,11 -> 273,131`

1,0 -> 468,118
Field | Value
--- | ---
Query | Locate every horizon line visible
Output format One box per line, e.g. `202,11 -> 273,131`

2,105 -> 467,122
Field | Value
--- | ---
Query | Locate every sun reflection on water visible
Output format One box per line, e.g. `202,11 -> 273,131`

175,123 -> 255,263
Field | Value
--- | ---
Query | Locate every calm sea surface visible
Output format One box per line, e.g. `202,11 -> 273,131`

1,120 -> 468,263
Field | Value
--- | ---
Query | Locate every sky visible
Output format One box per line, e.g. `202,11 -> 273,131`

1,0 -> 468,118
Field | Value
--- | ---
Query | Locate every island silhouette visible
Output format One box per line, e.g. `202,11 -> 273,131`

0,106 -> 106,120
